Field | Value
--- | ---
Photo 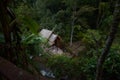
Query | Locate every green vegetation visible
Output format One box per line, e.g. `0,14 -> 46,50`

0,0 -> 120,80
45,46 -> 120,80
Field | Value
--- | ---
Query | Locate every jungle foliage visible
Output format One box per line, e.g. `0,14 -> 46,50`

0,0 -> 120,80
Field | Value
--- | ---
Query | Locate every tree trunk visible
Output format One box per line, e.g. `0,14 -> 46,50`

70,15 -> 75,46
0,1 -> 12,60
96,0 -> 102,28
70,3 -> 76,46
95,0 -> 120,80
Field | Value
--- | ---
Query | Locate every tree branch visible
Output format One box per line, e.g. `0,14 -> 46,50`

95,0 -> 120,80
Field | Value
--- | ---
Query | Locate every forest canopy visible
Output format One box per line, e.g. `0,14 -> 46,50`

0,0 -> 120,80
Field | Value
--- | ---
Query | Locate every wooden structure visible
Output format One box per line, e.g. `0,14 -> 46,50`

0,57 -> 38,80
39,29 -> 62,49
39,29 -> 64,54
